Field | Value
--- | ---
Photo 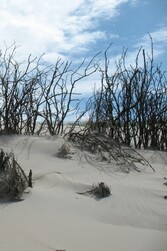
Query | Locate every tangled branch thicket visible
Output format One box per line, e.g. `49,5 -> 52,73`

66,130 -> 155,173
0,43 -> 98,136
0,148 -> 28,200
91,44 -> 166,150
0,41 -> 166,151
65,38 -> 166,172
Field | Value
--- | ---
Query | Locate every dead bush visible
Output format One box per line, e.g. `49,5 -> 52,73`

0,148 -> 28,200
66,131 -> 155,173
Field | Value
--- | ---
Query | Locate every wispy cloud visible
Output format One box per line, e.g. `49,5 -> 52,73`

73,0 -> 128,20
0,0 -> 166,95
0,0 -> 129,62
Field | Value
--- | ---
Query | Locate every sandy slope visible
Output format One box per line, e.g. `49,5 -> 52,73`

0,135 -> 167,251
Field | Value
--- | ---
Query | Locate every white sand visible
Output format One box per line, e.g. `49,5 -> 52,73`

0,135 -> 167,251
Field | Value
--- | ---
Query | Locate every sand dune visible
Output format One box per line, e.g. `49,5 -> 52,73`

0,135 -> 167,251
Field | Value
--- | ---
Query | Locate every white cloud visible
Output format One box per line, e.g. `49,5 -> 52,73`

88,0 -> 128,18
1,0 -> 165,97
0,0 -> 127,62
150,27 -> 167,44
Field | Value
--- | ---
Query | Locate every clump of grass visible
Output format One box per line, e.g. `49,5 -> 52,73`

56,142 -> 71,159
91,182 -> 111,198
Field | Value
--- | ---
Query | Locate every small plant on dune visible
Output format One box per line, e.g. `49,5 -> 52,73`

91,182 -> 111,198
0,148 -> 29,200
77,182 -> 111,199
56,142 -> 71,159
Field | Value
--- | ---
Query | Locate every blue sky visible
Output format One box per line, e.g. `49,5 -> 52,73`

0,0 -> 167,93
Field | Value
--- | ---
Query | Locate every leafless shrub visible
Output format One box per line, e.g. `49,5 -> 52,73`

0,43 -> 99,136
0,148 -> 28,200
66,37 -> 165,175
80,36 -> 166,151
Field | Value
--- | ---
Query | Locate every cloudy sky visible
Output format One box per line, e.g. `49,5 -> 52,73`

0,0 -> 167,93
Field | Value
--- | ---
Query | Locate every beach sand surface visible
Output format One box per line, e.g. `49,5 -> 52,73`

0,135 -> 167,251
